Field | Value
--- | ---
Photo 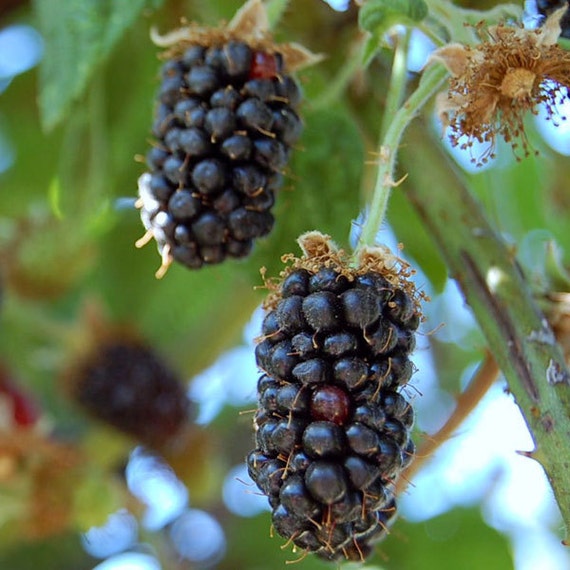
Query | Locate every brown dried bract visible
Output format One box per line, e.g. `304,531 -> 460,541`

261,231 -> 426,316
431,8 -> 570,165
150,0 -> 322,72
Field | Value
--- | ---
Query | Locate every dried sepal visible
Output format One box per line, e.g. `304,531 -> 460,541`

227,0 -> 269,39
261,231 -> 426,315
150,0 -> 322,72
541,5 -> 567,45
278,42 -> 325,73
426,43 -> 470,77
297,230 -> 341,260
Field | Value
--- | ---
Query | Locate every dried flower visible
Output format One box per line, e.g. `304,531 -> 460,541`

430,8 -> 570,165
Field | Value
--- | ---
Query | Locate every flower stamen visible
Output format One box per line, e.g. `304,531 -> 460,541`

430,8 -> 570,165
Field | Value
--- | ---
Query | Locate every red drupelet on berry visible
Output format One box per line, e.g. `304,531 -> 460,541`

247,232 -> 423,561
136,0 -> 319,277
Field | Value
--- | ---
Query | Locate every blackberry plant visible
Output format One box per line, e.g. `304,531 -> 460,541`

135,0 -> 318,277
5,0 -> 570,568
248,232 -> 423,561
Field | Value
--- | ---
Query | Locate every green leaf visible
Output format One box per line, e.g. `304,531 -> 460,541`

0,72 -> 62,217
247,106 -> 365,277
383,508 -> 513,569
468,153 -> 551,241
266,0 -> 291,29
72,462 -> 127,532
225,511 -> 332,569
359,0 -> 428,35
284,107 -> 365,246
34,0 -> 164,132
0,534 -> 90,570
362,33 -> 384,67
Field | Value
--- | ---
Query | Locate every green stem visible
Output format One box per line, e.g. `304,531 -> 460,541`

380,28 -> 410,140
355,62 -> 448,250
401,121 -> 570,538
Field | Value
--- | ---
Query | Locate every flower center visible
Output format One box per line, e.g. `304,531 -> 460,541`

500,68 -> 536,99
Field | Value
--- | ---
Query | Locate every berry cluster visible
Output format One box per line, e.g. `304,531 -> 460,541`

247,259 -> 419,561
137,40 -> 303,275
70,340 -> 191,448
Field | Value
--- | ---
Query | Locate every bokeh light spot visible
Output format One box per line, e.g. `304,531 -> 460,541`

222,463 -> 270,517
126,447 -> 188,531
82,509 -> 138,559
169,509 -> 226,566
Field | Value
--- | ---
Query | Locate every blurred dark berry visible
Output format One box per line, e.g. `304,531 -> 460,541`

68,339 -> 190,448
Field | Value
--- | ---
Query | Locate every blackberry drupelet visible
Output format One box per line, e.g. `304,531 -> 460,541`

247,232 -> 423,561
136,0 -> 317,277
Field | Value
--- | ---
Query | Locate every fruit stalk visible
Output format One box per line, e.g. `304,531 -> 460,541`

380,28 -> 411,140
355,62 -> 448,251
400,121 -> 570,538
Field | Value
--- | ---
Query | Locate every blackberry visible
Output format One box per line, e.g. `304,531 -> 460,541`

247,232 -> 423,561
65,332 -> 191,449
136,0 -> 318,277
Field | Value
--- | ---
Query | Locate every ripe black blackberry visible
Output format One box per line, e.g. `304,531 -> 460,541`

136,0 -> 319,277
64,324 -> 191,450
247,232 -> 423,561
